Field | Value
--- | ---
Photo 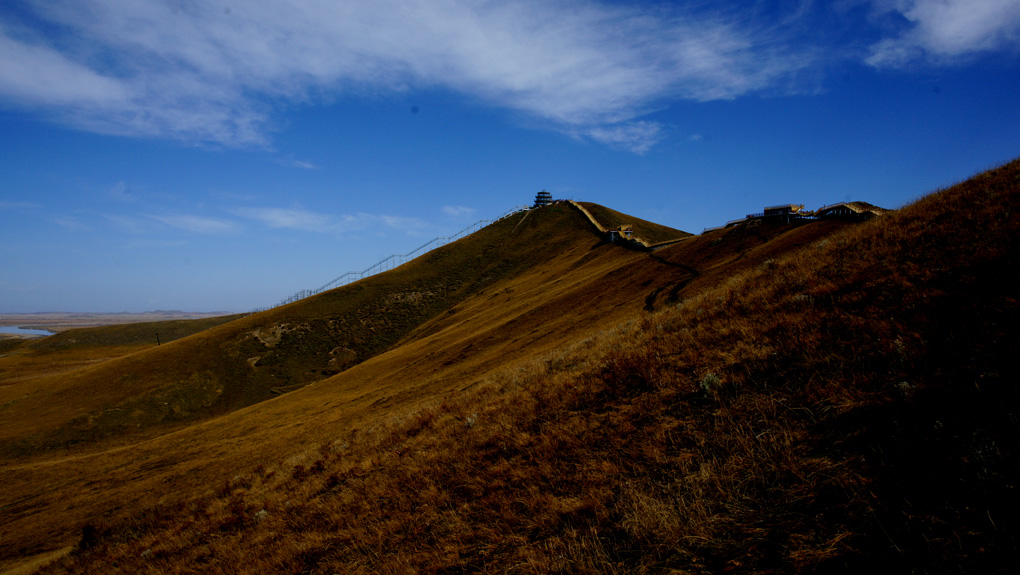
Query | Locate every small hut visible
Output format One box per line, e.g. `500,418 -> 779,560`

533,189 -> 553,208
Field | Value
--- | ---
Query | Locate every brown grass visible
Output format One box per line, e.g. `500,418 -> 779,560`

2,203 -> 718,567
0,207 -> 617,458
577,201 -> 691,244
5,161 -> 1020,573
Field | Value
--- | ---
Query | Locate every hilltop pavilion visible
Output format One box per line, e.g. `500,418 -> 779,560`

534,189 -> 553,207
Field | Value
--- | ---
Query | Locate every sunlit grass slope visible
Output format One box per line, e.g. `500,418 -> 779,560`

1,206 -> 681,459
2,202 -> 706,563
31,158 -> 1020,574
577,201 -> 692,244
0,198 -> 858,570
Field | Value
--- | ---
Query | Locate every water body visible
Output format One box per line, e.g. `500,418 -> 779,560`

0,326 -> 54,337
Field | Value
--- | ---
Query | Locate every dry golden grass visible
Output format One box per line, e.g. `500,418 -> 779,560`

5,160 -> 1019,573
2,203 -> 709,568
576,202 -> 691,244
0,207 -> 629,458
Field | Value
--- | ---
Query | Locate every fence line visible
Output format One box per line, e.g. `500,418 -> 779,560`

250,206 -> 530,313
815,201 -> 858,213
700,224 -> 727,234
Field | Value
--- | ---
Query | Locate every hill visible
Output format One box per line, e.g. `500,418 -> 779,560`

0,311 -> 236,333
576,201 -> 692,244
27,315 -> 243,349
3,161 -> 1018,573
3,201 -> 701,560
0,206 -> 686,459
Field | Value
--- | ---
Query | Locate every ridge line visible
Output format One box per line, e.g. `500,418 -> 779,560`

250,206 -> 530,313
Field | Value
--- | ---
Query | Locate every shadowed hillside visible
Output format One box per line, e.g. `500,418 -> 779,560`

4,160 -> 1018,573
28,316 -> 244,349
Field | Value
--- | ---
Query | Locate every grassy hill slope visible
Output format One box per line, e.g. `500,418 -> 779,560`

1,203 -> 686,559
26,158 -> 1020,574
0,201 -> 866,570
1,206 -> 666,458
28,315 -> 244,349
577,201 -> 692,244
0,315 -> 241,449
0,314 -> 241,386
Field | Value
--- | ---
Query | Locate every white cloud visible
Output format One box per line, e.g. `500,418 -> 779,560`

235,206 -> 429,234
235,207 -> 335,233
0,0 -> 807,151
0,25 -> 131,107
442,205 -> 476,217
379,214 -> 430,232
583,121 -> 664,154
147,213 -> 238,234
867,0 -> 1020,67
286,159 -> 318,170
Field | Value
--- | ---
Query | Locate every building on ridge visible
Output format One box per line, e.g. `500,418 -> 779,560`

710,199 -> 889,234
762,204 -> 806,223
533,189 -> 553,208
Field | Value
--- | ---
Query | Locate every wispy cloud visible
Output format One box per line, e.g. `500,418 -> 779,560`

277,156 -> 318,170
52,215 -> 93,232
147,213 -> 238,234
379,214 -> 430,233
0,0 -> 811,152
104,213 -> 152,234
442,205 -> 476,217
0,23 -> 131,107
867,0 -> 1020,67
583,121 -> 664,155
235,207 -> 335,233
104,212 -> 237,234
235,206 -> 428,234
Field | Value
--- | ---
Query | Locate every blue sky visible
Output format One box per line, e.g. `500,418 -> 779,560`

2,0 -> 1019,313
